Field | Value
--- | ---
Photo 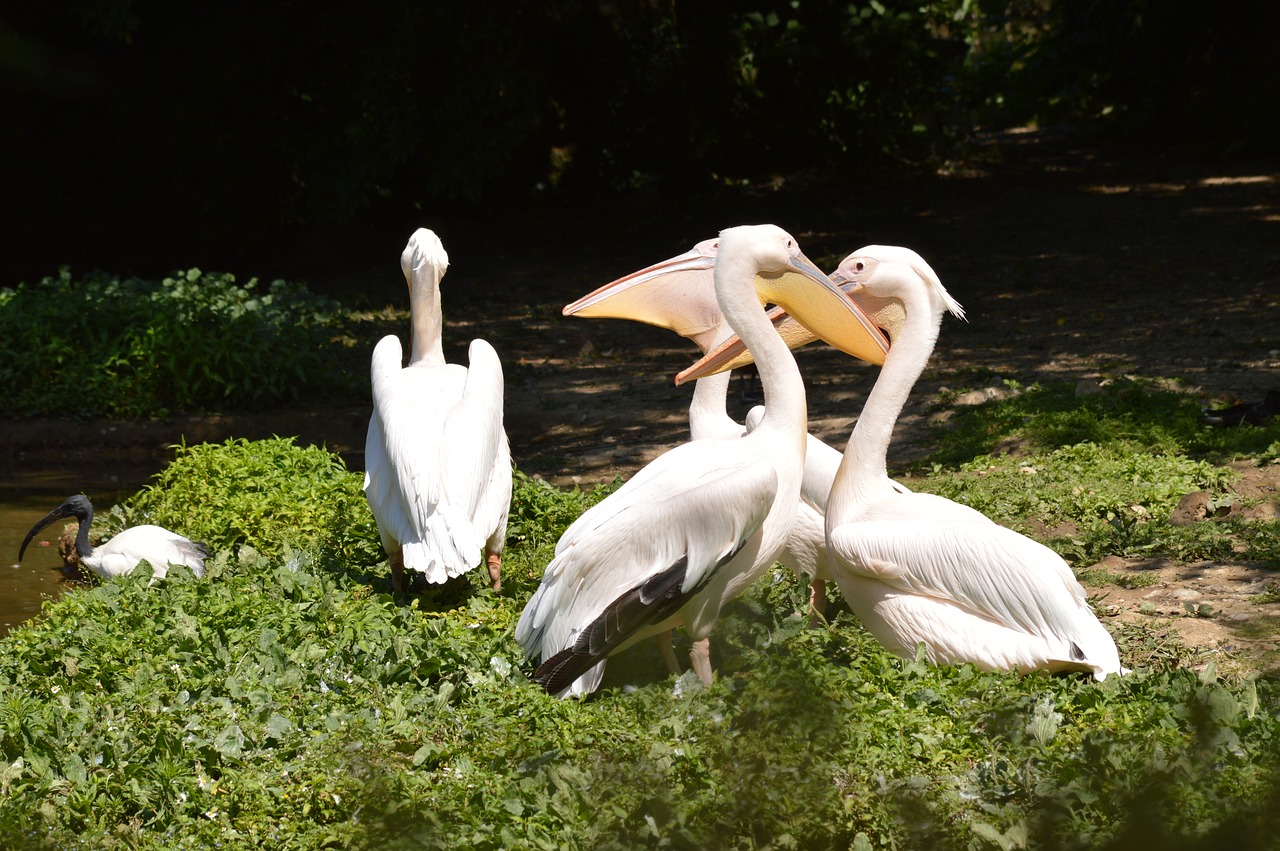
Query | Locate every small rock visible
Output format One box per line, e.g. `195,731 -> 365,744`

1091,555 -> 1129,572
1244,501 -> 1280,521
1171,588 -> 1202,602
1075,379 -> 1103,397
954,386 -> 1008,406
1168,492 -> 1211,526
1230,612 -> 1254,623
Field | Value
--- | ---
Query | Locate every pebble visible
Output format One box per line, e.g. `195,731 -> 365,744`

953,386 -> 1007,406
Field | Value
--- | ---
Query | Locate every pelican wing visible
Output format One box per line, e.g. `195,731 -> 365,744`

516,440 -> 779,694
828,511 -> 1090,644
439,339 -> 512,550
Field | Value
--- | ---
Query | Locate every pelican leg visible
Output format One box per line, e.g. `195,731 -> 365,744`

390,552 -> 406,594
689,638 -> 713,687
656,629 -> 681,675
807,578 -> 829,628
486,553 -> 502,592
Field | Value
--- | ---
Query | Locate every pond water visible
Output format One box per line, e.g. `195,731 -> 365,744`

1,464 -> 153,636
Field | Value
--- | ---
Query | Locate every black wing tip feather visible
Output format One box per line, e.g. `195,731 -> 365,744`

531,648 -> 593,695
529,556 -> 694,695
527,538 -> 752,696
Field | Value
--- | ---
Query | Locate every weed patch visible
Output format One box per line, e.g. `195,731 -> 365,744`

0,268 -> 358,418
929,379 -> 1280,466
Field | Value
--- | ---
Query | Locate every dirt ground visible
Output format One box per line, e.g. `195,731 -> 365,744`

5,128 -> 1278,668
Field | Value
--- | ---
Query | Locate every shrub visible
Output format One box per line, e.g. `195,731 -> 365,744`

0,268 -> 351,418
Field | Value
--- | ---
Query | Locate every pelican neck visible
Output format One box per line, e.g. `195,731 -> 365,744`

688,371 -> 734,440
829,286 -> 941,514
408,268 -> 446,367
714,257 -> 805,442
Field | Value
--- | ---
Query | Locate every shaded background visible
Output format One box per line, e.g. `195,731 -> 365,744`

4,0 -> 1278,293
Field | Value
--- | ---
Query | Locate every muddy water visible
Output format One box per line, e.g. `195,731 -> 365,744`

1,465 -> 153,636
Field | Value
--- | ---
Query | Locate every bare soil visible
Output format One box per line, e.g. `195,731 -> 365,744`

5,128 -> 1278,668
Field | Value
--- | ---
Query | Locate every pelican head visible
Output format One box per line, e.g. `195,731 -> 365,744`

675,228 -> 890,385
678,244 -> 964,380
567,229 -> 892,372
401,228 -> 449,289
829,245 -> 965,343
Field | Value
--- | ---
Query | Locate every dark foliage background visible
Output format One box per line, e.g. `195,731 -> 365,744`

3,0 -> 1277,287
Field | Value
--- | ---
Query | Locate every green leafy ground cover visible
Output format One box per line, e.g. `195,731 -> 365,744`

1,385 -> 1278,849
0,269 -> 357,418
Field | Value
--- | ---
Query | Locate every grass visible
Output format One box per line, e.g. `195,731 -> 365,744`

927,378 -> 1280,466
1074,565 -> 1161,590
910,379 -> 1280,568
1252,583 -> 1280,605
0,381 -> 1278,848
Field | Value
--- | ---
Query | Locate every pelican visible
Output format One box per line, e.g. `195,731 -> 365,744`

684,246 -> 1124,679
18,494 -> 207,581
364,228 -> 512,593
517,224 -> 885,697
563,239 -> 890,628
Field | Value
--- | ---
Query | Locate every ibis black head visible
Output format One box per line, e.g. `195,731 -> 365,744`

18,495 -> 95,562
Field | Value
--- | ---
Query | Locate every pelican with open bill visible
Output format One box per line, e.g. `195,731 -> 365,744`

518,225 -> 893,698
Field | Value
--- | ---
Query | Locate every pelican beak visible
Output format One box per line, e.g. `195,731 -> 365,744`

676,252 -> 889,385
563,240 -> 722,345
18,503 -> 74,562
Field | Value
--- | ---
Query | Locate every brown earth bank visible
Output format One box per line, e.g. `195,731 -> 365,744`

4,128 -> 1278,667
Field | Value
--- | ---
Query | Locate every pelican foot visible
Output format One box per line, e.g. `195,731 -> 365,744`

807,579 -> 829,629
390,554 -> 406,595
689,638 -> 713,688
656,629 -> 681,675
486,553 -> 502,592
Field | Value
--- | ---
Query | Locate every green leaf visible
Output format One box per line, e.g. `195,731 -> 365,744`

214,723 -> 246,758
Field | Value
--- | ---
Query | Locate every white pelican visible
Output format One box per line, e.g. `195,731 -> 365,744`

685,246 -> 1124,679
18,494 -> 207,581
364,228 -> 512,593
517,224 -> 886,697
563,239 -> 890,629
